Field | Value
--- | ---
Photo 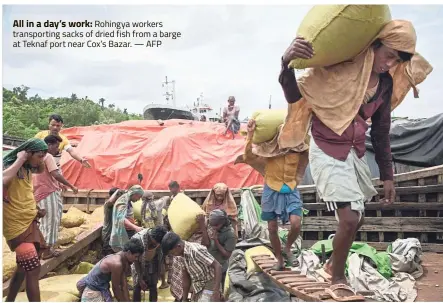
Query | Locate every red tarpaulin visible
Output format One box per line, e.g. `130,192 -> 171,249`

60,120 -> 263,190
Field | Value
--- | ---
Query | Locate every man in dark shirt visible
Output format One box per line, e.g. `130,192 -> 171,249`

279,31 -> 415,299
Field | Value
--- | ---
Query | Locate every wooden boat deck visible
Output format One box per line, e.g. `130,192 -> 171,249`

415,252 -> 443,302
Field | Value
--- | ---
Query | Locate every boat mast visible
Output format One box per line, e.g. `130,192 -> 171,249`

162,76 -> 176,106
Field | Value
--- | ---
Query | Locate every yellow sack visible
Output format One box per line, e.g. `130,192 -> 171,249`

157,286 -> 175,302
61,206 -> 86,228
168,193 -> 204,240
89,206 -> 104,223
71,262 -> 94,274
56,227 -> 84,246
245,245 -> 274,274
223,271 -> 230,299
289,5 -> 391,69
132,199 -> 143,223
251,109 -> 287,144
39,274 -> 86,297
8,291 -> 79,302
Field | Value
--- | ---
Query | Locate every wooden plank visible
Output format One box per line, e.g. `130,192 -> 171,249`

438,174 -> 443,203
376,185 -> 443,195
300,202 -> 443,211
2,224 -> 102,297
376,210 -> 384,242
62,184 -> 443,203
372,165 -> 443,186
300,240 -> 443,253
63,204 -> 102,212
294,217 -> 443,233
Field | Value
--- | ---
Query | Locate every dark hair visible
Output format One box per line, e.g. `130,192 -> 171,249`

109,187 -> 119,196
161,232 -> 181,255
398,51 -> 413,62
373,39 -> 413,62
150,225 -> 168,244
44,135 -> 63,145
49,114 -> 64,124
123,237 -> 144,255
168,181 -> 179,189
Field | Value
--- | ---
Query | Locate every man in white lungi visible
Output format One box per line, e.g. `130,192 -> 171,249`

278,20 -> 431,300
33,135 -> 78,259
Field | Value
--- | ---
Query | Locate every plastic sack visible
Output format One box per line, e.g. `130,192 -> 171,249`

56,227 -> 83,246
168,193 -> 204,240
244,245 -> 275,274
289,5 -> 391,69
61,206 -> 86,228
39,274 -> 87,297
251,109 -> 287,144
71,262 -> 94,274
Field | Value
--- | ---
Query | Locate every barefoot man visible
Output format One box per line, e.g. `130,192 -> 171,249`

241,119 -> 306,270
33,135 -> 79,259
3,138 -> 49,302
279,20 -> 431,300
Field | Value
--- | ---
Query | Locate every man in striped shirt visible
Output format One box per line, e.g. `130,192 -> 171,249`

161,232 -> 223,302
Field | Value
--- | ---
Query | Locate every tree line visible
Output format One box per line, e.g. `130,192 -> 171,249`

3,86 -> 142,139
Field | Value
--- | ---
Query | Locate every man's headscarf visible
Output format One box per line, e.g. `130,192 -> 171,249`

202,183 -> 238,236
3,138 -> 48,171
127,185 -> 144,199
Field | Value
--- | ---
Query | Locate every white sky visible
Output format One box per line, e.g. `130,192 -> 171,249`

3,4 -> 443,120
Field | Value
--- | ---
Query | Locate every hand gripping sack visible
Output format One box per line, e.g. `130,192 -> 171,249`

289,5 -> 391,69
167,193 -> 205,240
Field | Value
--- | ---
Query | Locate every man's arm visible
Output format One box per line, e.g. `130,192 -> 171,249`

124,219 -> 141,231
110,263 -> 126,301
279,36 -> 313,104
66,146 -> 91,168
182,266 -> 191,302
198,215 -> 210,248
370,97 -> 395,203
210,260 -> 222,300
279,58 -> 303,104
3,156 -> 27,186
214,235 -> 236,259
105,189 -> 121,207
46,155 -> 77,192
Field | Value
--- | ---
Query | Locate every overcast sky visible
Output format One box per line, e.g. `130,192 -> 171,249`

3,5 -> 443,120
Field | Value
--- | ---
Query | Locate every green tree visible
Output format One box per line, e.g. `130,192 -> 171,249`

2,86 -> 143,139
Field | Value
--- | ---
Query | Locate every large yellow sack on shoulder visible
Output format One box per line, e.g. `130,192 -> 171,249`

61,206 -> 86,228
39,274 -> 86,297
289,5 -> 391,69
168,193 -> 204,240
245,245 -> 274,274
251,109 -> 287,144
7,291 -> 79,302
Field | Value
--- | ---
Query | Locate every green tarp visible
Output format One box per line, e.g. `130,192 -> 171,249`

310,239 -> 392,278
